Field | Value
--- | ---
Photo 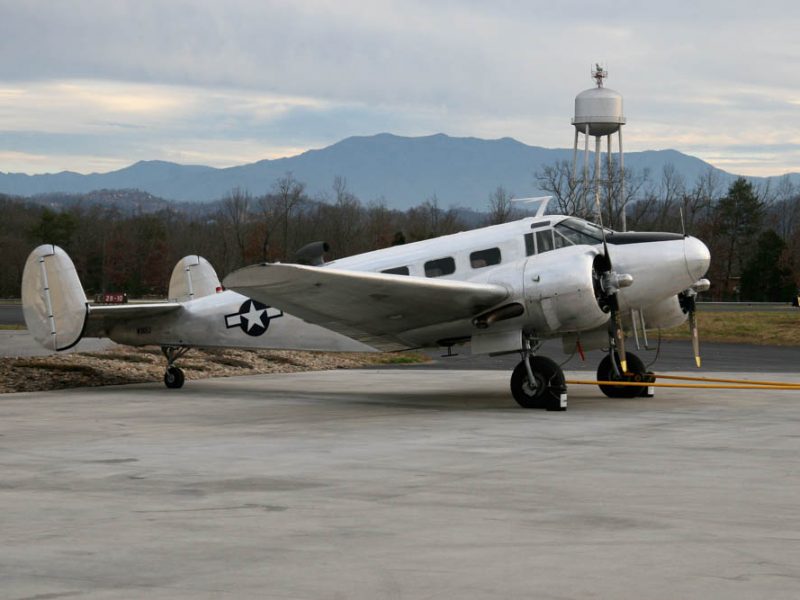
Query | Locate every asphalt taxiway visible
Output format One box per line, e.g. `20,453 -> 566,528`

2,368 -> 800,599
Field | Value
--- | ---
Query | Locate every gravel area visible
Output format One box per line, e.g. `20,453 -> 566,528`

0,346 -> 424,393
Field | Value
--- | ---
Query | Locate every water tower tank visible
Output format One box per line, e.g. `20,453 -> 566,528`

572,86 -> 625,136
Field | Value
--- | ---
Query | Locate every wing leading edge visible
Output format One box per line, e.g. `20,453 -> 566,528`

223,263 -> 510,350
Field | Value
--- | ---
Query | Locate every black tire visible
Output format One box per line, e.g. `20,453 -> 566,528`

597,352 -> 648,398
164,366 -> 185,389
510,356 -> 567,410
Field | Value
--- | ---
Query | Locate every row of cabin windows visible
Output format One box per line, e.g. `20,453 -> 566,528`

381,247 -> 502,278
380,219 -> 602,277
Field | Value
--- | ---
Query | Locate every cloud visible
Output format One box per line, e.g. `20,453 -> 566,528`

0,0 -> 797,175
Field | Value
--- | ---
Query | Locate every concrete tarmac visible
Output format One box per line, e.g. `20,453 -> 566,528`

2,369 -> 800,599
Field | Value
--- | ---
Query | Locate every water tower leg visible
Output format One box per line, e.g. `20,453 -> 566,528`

619,128 -> 626,232
572,128 -> 579,184
594,136 -> 602,224
607,134 -> 613,223
583,125 -> 590,212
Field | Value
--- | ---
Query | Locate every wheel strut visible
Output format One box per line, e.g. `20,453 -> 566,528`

161,345 -> 190,389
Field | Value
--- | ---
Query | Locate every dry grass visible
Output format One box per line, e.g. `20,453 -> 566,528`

661,311 -> 800,346
0,346 -> 429,394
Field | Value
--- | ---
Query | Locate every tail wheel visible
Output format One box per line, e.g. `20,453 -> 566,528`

510,356 -> 566,410
597,352 -> 649,398
164,366 -> 185,389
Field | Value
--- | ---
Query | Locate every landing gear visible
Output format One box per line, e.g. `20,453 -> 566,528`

596,351 -> 652,398
161,345 -> 190,389
510,354 -> 567,411
164,365 -> 185,389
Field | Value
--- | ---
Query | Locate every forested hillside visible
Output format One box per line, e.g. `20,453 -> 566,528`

2,168 -> 798,302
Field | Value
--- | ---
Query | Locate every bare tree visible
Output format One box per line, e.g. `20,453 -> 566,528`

486,186 -> 516,225
534,160 -> 591,218
220,187 -> 252,268
273,172 -> 306,259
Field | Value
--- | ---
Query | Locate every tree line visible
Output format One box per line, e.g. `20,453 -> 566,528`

536,160 -> 800,302
1,166 -> 798,301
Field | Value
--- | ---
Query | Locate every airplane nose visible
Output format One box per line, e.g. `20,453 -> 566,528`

684,236 -> 711,281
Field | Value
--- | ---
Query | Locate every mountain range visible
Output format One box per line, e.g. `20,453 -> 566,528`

1,133 -> 797,211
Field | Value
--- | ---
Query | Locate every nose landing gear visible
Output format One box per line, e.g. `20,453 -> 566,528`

596,351 -> 653,398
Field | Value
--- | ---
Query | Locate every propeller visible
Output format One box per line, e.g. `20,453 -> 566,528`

680,279 -> 710,368
595,232 -> 634,374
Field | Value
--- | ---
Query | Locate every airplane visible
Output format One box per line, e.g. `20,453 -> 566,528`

21,199 -> 710,410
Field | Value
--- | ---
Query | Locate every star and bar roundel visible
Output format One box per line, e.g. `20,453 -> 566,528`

224,300 -> 283,337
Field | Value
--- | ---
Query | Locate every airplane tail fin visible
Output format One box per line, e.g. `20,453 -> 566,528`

168,255 -> 222,302
21,245 -> 89,351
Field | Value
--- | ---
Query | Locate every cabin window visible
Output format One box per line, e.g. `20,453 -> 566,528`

524,233 -> 535,256
536,230 -> 554,254
382,266 -> 410,276
424,257 -> 456,278
470,247 -> 501,269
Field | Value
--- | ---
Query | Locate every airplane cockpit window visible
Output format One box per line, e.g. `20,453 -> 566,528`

524,233 -> 535,256
470,248 -> 501,269
553,231 -> 572,249
381,266 -> 410,275
536,230 -> 554,254
555,218 -> 605,245
424,257 -> 456,278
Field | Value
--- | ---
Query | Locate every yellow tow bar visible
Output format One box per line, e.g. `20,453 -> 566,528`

566,373 -> 800,391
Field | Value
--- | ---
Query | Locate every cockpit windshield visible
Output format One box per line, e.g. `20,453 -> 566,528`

554,218 -> 607,245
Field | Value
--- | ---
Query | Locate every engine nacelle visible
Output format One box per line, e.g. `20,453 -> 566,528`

523,246 -> 609,334
640,295 -> 687,330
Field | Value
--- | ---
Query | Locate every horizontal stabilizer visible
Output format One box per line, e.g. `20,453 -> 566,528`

84,302 -> 182,338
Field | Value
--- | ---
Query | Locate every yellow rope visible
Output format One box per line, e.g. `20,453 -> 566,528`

566,378 -> 800,391
651,373 -> 800,388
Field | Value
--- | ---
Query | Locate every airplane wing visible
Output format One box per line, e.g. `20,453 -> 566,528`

84,303 -> 182,338
224,263 -> 510,350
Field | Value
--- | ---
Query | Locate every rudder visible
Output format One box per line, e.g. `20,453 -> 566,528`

168,255 -> 222,302
21,245 -> 88,351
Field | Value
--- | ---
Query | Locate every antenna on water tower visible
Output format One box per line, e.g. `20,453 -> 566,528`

570,63 -> 627,231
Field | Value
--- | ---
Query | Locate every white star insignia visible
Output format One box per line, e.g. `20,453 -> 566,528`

240,303 -> 266,331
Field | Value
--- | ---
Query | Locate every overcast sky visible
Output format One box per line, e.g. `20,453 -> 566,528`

1,0 -> 798,176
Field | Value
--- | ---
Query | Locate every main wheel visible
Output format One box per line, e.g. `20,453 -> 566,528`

164,366 -> 185,389
510,356 -> 567,410
597,352 -> 648,398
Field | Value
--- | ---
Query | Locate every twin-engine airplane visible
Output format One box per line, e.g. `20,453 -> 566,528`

22,200 -> 710,410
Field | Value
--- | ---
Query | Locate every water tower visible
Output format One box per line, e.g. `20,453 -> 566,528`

571,64 -> 627,230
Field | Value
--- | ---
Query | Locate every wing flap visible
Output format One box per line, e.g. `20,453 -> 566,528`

223,263 -> 509,350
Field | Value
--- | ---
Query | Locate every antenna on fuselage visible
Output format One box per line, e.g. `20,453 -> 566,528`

679,206 -> 687,237
511,195 -> 552,218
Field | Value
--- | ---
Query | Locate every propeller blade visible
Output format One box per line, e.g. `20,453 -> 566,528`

689,310 -> 701,368
614,309 -> 628,374
607,292 -> 628,375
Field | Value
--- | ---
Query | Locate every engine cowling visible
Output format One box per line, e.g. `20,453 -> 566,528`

523,246 -> 609,334
640,295 -> 687,330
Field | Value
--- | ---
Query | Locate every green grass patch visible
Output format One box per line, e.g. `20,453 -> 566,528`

662,311 -> 800,346
0,324 -> 25,330
371,352 -> 429,365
